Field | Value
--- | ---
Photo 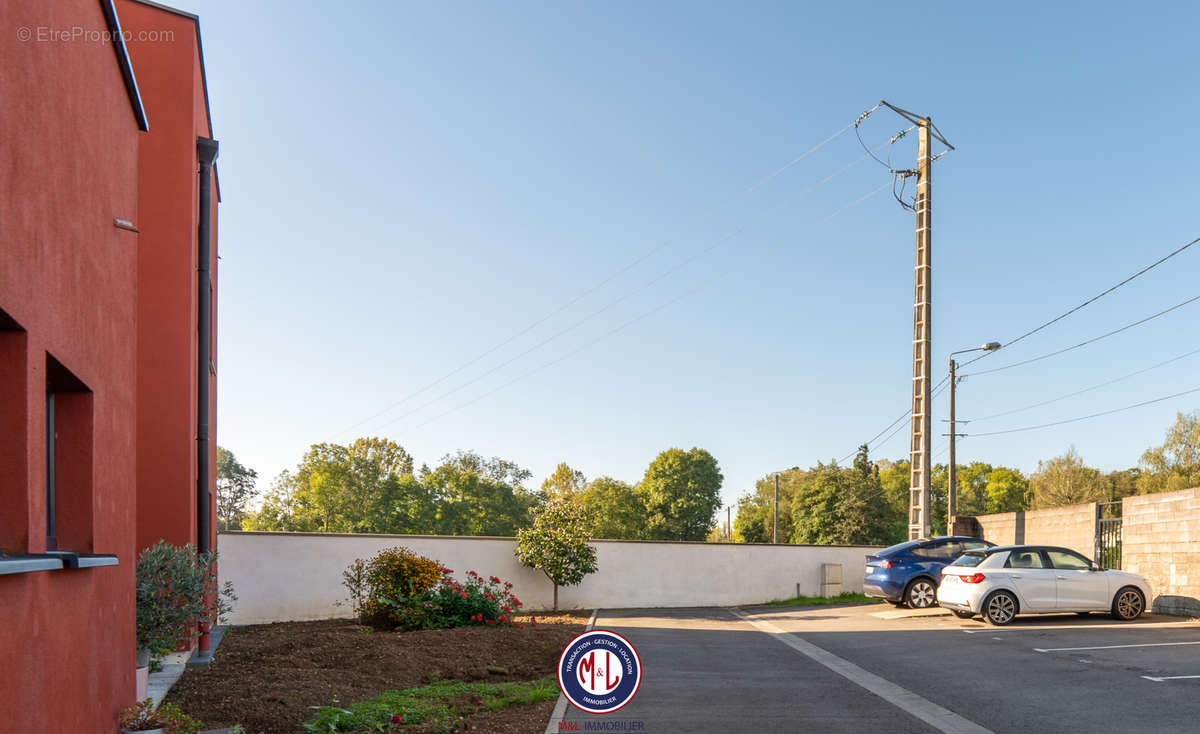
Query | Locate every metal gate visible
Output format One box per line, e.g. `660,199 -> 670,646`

1095,501 -> 1122,570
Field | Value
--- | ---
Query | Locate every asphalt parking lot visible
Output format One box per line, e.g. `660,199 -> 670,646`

550,604 -> 1200,734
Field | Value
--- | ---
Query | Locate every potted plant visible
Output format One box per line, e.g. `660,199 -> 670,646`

118,699 -> 201,734
136,540 -> 236,672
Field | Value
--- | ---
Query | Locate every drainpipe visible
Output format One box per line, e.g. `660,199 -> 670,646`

193,136 -> 218,665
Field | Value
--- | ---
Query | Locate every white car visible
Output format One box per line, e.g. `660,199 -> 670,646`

936,545 -> 1151,626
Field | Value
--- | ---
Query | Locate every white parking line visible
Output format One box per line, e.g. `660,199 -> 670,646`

1142,675 -> 1200,682
543,608 -> 598,734
731,608 -> 993,734
1034,641 -> 1200,653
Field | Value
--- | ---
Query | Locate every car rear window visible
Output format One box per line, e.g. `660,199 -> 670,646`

877,540 -> 918,556
950,551 -> 986,567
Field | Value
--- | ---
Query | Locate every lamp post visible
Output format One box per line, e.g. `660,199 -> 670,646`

947,341 -> 1001,535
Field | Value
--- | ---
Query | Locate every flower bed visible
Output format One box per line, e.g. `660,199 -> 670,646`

163,612 -> 588,734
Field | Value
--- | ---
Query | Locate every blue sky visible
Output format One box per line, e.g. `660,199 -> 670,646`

201,1 -> 1200,512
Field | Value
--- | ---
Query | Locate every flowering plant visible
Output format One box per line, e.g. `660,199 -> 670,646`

428,569 -> 522,628
343,546 -> 443,626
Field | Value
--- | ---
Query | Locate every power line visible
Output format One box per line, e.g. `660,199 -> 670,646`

963,292 -> 1200,377
962,345 -> 1200,423
398,182 -> 893,434
958,235 -> 1200,370
837,375 -> 952,464
964,386 -> 1200,437
369,149 -> 887,432
330,121 -> 861,440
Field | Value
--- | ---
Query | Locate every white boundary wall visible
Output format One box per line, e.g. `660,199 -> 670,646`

219,531 -> 880,625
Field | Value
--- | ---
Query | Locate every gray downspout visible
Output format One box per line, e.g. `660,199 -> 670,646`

196,136 -> 218,556
193,136 -> 218,666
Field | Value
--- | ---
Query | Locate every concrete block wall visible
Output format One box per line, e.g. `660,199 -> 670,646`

219,531 -> 881,625
1123,487 -> 1200,616
975,503 -> 1096,557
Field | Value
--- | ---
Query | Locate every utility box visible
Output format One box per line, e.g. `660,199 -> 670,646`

820,563 -> 843,598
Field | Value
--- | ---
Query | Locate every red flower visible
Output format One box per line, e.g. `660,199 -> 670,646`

441,567 -> 453,574
392,714 -> 404,723
486,619 -> 495,625
498,614 -> 507,622
489,576 -> 500,584
475,700 -> 484,706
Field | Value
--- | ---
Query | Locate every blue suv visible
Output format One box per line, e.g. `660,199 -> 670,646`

863,536 -> 994,608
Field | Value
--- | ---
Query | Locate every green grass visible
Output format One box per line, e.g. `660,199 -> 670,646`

301,676 -> 559,733
758,592 -> 881,607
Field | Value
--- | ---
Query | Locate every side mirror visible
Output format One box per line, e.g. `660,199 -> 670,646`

1090,562 -> 1102,572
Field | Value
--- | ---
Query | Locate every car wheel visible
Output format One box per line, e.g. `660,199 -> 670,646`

1112,587 -> 1146,621
983,591 -> 1018,626
951,610 -> 975,619
905,578 -> 937,609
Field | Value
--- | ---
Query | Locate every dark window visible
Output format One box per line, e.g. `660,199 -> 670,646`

1046,550 -> 1091,570
913,541 -> 962,559
0,308 -> 27,551
1005,550 -> 1046,569
951,552 -> 986,567
45,355 -> 93,552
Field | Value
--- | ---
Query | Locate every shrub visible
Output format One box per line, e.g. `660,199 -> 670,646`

429,570 -> 523,628
343,546 -> 444,625
118,699 -> 201,734
136,541 -> 236,667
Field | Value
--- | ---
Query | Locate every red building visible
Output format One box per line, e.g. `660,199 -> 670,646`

0,0 -> 219,730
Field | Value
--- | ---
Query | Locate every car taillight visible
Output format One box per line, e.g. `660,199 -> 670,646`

961,573 -> 986,584
878,560 -> 892,569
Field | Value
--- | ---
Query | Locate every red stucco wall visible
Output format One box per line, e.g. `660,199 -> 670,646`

0,0 -> 141,729
118,0 -> 219,556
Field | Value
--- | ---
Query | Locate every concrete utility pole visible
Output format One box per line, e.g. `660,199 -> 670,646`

727,505 -> 732,540
774,474 -> 780,544
875,101 -> 955,542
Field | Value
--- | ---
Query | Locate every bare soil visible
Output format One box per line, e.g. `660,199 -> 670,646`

166,612 -> 588,734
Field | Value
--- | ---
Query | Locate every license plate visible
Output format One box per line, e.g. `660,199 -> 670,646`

942,575 -> 957,583
865,566 -> 874,576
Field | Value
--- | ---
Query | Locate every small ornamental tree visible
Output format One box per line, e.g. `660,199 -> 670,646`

514,498 -> 597,610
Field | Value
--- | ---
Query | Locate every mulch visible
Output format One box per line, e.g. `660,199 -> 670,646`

165,612 -> 589,734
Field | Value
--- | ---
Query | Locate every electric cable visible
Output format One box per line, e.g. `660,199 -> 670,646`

330,120 -> 862,440
963,292 -> 1200,377
368,150 -> 888,432
962,345 -> 1200,423
396,182 -> 893,434
958,235 -> 1200,370
964,386 -> 1200,437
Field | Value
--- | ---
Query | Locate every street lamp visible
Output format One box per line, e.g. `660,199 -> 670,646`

947,341 -> 1001,535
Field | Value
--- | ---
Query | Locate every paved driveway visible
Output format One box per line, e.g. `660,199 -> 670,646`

550,604 -> 1200,734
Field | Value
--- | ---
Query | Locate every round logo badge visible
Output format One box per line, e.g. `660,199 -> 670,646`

557,629 -> 642,714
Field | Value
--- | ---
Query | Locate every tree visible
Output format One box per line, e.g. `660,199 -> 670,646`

1137,410 -> 1200,495
790,446 -> 892,545
984,467 -> 1029,514
1029,446 -> 1107,509
575,476 -> 646,539
541,462 -> 587,500
244,437 -> 431,534
216,446 -> 258,531
514,498 -> 598,610
422,451 -> 538,536
637,448 -> 723,541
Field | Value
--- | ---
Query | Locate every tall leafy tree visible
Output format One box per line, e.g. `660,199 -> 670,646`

422,451 -> 538,536
1029,446 -> 1108,509
984,467 -> 1029,514
1137,410 -> 1200,495
215,446 -> 258,531
638,448 -> 723,541
541,462 -> 587,500
575,476 -> 646,539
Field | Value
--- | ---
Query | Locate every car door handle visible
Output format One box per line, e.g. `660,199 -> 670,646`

1011,574 -> 1022,579
1056,576 -> 1067,580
